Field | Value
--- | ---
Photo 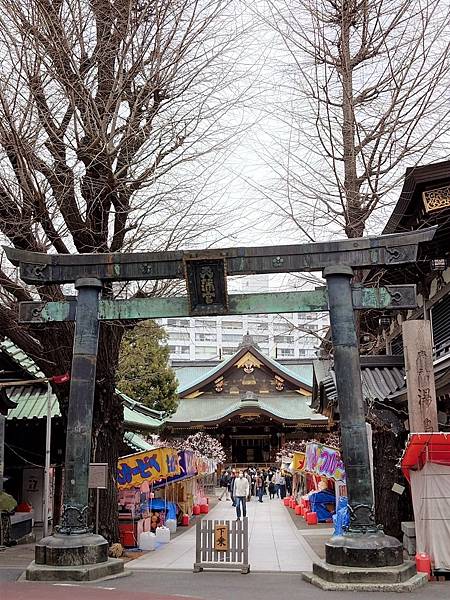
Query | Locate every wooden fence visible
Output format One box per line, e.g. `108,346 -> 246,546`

194,517 -> 250,574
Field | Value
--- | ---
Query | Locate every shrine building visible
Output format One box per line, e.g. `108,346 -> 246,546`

164,336 -> 329,465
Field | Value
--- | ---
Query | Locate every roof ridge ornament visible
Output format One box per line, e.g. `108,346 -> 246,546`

238,333 -> 259,350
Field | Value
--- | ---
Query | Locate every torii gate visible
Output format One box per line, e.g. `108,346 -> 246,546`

4,226 -> 435,581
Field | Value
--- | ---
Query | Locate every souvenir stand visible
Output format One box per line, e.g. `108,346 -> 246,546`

401,432 -> 450,572
117,446 -> 217,548
117,446 -> 181,547
292,442 -> 346,522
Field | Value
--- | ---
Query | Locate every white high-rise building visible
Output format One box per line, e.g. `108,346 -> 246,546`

158,275 -> 329,361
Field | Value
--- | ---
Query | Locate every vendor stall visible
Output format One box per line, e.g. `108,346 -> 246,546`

290,442 -> 346,522
401,432 -> 450,572
117,446 -> 217,548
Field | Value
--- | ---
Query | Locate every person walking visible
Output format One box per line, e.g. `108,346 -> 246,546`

268,479 -> 276,499
279,471 -> 287,499
285,471 -> 293,496
232,471 -> 249,520
219,469 -> 230,501
255,472 -> 264,503
228,470 -> 237,506
244,470 -> 252,501
273,469 -> 282,498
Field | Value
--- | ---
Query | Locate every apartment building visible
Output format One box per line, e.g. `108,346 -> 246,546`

158,275 -> 329,361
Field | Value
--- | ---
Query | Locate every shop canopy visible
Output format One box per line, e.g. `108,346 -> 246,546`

401,432 -> 450,481
117,446 -> 181,490
117,447 -> 217,490
289,444 -> 345,482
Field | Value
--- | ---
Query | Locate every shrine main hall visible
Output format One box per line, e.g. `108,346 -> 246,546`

165,337 -> 328,465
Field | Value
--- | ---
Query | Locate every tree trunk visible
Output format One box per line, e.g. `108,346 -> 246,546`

340,6 -> 365,240
90,324 -> 124,542
373,429 -> 413,539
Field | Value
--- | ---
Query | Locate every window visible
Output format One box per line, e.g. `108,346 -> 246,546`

174,332 -> 190,341
222,321 -> 242,329
278,348 -> 294,357
195,319 -> 215,328
195,347 -> 217,358
274,335 -> 294,344
274,323 -> 290,333
249,321 -> 268,330
253,335 -> 269,343
254,322 -> 268,331
223,333 -> 243,343
168,345 -> 190,355
195,332 -> 217,342
222,346 -> 237,356
167,318 -> 189,328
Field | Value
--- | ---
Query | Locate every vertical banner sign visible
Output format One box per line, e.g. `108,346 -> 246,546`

292,452 -> 306,472
214,523 -> 229,551
402,320 -> 438,433
184,257 -> 228,315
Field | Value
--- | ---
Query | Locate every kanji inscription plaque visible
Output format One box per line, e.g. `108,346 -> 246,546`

214,523 -> 229,551
185,257 -> 228,315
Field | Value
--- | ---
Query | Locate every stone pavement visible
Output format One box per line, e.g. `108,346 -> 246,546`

127,497 -> 325,572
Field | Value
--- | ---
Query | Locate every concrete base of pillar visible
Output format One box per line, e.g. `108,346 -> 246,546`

25,558 -> 124,582
303,561 -> 427,592
325,531 -> 403,567
35,532 -> 108,566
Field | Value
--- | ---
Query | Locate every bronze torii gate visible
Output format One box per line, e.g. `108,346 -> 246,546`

4,227 -> 435,580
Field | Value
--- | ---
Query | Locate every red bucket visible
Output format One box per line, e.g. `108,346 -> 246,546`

306,511 -> 318,525
182,514 -> 190,526
415,553 -> 431,578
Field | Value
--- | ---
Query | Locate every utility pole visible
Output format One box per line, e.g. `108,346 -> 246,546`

43,381 -> 52,537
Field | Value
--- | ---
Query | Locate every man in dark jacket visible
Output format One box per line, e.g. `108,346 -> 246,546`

255,472 -> 264,503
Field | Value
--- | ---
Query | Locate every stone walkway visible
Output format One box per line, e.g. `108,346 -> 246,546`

126,498 -> 328,572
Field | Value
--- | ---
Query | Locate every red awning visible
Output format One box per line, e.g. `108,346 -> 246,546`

401,433 -> 450,481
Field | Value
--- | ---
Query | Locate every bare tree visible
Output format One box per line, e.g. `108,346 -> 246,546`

259,0 -> 450,241
254,0 -> 450,536
0,0 -> 251,540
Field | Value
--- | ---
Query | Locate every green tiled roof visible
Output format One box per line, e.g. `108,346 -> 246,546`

262,356 -> 312,388
6,385 -> 162,429
6,385 -> 60,420
176,360 -> 229,395
174,365 -> 219,391
0,338 -> 45,378
168,393 -> 327,425
1,340 -> 162,430
124,432 -> 154,452
277,364 -> 313,386
175,347 -> 313,395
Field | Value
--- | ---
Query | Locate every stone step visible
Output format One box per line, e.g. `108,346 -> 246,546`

303,570 -> 428,592
313,560 -> 417,583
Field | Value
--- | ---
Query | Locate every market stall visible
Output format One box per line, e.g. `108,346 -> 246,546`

401,432 -> 450,572
290,442 -> 346,522
117,446 -> 216,548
